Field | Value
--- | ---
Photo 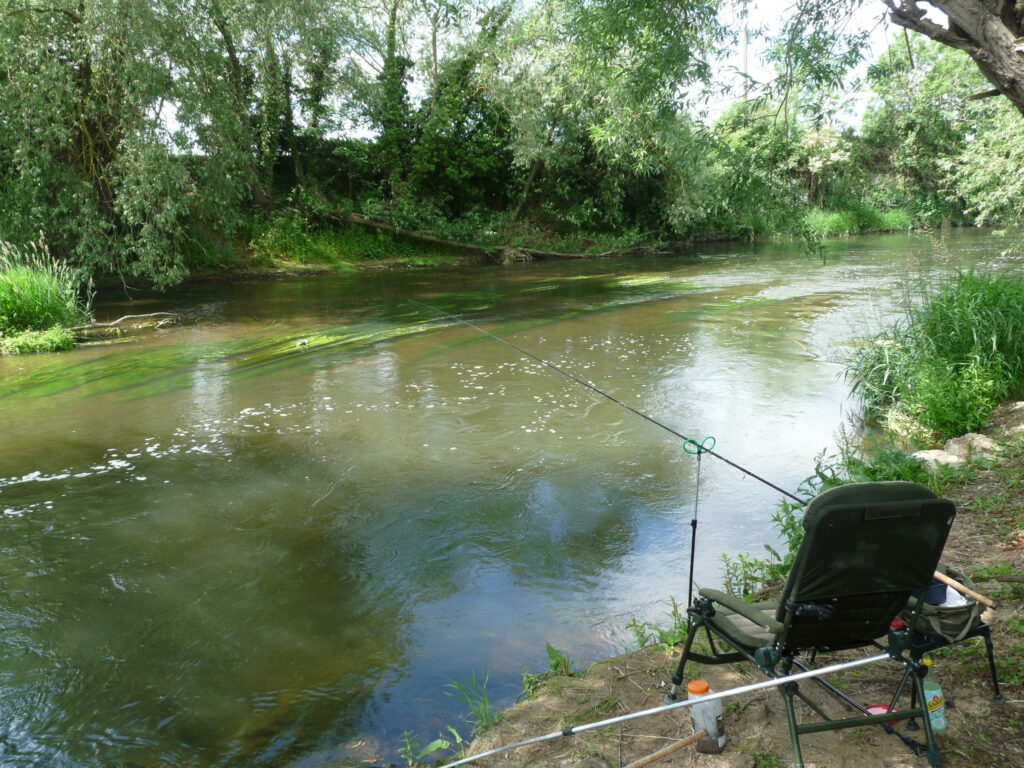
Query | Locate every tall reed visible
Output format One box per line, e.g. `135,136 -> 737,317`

0,237 -> 92,333
848,271 -> 1024,440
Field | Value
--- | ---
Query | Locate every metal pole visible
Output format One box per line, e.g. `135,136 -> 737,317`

436,652 -> 891,768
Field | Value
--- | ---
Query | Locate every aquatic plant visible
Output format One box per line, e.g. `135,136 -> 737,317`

0,238 -> 91,333
399,726 -> 463,767
0,326 -> 75,355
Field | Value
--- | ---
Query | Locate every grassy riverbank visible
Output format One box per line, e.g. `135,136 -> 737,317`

229,203 -> 921,276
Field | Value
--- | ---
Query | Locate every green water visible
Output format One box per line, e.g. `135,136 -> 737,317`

0,230 -> 1015,766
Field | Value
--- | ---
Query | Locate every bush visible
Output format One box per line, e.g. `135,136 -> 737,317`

0,238 -> 92,333
250,211 -> 445,265
848,271 -> 1024,440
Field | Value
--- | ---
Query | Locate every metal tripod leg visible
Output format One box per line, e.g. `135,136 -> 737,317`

665,616 -> 702,703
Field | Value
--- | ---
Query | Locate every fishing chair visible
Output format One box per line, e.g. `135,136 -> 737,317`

667,482 -> 962,768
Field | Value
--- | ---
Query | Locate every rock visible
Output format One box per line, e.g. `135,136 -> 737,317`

911,449 -> 963,470
943,432 -> 998,458
987,401 -> 1024,433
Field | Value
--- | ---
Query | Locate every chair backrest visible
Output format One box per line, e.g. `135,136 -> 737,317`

775,481 -> 956,651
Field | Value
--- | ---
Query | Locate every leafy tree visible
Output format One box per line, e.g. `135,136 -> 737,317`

946,99 -> 1024,224
859,38 -> 984,222
407,7 -> 514,217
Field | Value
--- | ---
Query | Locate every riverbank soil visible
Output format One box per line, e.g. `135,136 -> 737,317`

464,431 -> 1024,768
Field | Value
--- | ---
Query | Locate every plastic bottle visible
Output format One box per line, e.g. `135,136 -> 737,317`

687,679 -> 727,753
922,657 -> 948,735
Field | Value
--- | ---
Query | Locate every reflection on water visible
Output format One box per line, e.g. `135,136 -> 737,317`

0,230 -> 1016,766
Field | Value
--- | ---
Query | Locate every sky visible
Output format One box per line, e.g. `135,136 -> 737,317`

707,0 -> 908,124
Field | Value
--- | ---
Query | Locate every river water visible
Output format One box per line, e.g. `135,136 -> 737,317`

0,230 -> 1015,767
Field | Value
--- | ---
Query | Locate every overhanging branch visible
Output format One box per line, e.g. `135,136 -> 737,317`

883,0 -> 977,51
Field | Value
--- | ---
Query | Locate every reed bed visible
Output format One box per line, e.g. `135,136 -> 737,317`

0,237 -> 91,334
848,271 -> 1024,440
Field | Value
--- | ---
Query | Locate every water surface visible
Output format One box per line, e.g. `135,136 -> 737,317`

0,229 -> 1015,766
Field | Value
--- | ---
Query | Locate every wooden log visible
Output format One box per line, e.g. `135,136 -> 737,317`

623,730 -> 708,768
933,570 -> 996,608
72,312 -> 178,331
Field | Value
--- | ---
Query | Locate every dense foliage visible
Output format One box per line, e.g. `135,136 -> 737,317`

1,2 -> 1024,286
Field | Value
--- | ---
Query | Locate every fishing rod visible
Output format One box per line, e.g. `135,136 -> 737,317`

435,652 -> 890,768
411,301 -> 803,505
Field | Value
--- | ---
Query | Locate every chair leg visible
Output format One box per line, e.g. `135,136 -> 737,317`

981,626 -> 1004,701
780,682 -> 805,768
665,616 -> 702,703
906,674 -> 920,731
911,668 -> 942,768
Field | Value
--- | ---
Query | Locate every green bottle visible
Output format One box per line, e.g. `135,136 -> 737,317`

922,657 -> 948,735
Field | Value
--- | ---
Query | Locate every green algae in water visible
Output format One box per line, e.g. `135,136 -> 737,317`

0,320 -> 444,402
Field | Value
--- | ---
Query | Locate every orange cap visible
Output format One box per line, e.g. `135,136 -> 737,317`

687,679 -> 710,695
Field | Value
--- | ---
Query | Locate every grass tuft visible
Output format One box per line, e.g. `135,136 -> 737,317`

847,271 -> 1024,441
0,237 -> 92,334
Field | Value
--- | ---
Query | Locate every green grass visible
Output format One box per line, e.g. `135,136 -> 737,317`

847,271 -> 1024,441
801,209 -> 860,237
0,326 -> 76,354
0,238 -> 92,333
799,206 -> 912,238
250,213 -> 461,268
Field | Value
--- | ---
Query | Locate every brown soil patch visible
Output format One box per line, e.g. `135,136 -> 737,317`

463,432 -> 1024,768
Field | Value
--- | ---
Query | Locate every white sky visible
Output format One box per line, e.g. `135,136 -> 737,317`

706,0 -> 906,125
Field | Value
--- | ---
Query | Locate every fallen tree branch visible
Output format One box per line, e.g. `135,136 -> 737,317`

329,210 -> 652,261
72,312 -> 178,331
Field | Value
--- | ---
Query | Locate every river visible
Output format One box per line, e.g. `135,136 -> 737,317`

0,229 -> 1015,767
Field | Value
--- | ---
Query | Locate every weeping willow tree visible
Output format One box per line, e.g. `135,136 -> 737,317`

0,0 -> 357,286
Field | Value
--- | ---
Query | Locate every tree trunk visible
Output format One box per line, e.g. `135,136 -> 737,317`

884,0 -> 1024,117
510,157 -> 543,223
209,1 -> 273,212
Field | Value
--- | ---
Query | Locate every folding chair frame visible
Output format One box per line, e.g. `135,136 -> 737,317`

672,596 -> 945,768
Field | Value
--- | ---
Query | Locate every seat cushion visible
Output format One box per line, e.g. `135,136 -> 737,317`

706,600 -> 779,649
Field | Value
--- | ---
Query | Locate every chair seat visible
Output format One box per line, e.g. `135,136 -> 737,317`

706,600 -> 779,649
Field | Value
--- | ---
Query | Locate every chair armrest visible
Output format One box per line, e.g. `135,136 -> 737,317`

700,588 -> 785,634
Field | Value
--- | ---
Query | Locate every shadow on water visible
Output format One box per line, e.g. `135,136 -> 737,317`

0,230 -> 1018,766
